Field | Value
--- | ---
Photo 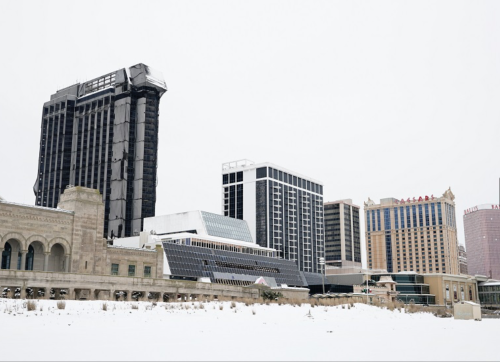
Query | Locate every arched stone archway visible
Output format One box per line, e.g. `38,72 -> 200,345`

26,241 -> 45,271
47,237 -> 71,255
26,235 -> 49,254
48,244 -> 65,272
1,233 -> 26,251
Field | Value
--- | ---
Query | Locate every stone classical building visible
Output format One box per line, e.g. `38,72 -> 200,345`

1,187 -> 162,277
0,187 -> 309,301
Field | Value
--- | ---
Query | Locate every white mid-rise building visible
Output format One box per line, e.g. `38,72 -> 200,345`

221,160 -> 325,273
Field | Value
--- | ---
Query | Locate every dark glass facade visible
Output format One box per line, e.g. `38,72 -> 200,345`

34,64 -> 167,238
324,201 -> 361,264
478,283 -> 500,306
371,273 -> 435,304
162,240 -> 307,287
325,203 -> 341,261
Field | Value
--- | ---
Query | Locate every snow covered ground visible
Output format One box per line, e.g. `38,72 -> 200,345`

0,299 -> 497,361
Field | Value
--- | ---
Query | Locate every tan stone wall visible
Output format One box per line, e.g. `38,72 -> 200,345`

106,247 -> 162,278
0,203 -> 74,253
57,187 -> 106,274
0,269 -> 262,301
0,187 -> 159,280
424,274 -> 478,306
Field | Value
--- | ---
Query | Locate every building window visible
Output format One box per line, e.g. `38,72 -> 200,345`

144,266 -> 151,278
111,263 -> 119,275
128,265 -> 136,277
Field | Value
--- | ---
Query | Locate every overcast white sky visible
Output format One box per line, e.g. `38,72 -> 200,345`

1,1 -> 499,263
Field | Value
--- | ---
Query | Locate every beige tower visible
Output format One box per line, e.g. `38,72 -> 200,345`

57,186 -> 107,274
364,188 -> 459,274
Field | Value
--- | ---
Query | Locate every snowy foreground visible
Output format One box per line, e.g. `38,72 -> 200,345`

0,299 -> 497,361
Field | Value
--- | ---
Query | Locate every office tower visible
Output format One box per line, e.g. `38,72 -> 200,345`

324,199 -> 361,268
463,204 -> 500,279
221,160 -> 325,273
33,64 -> 167,239
458,245 -> 468,275
364,188 -> 459,274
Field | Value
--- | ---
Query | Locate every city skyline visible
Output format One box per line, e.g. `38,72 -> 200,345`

1,2 -> 499,268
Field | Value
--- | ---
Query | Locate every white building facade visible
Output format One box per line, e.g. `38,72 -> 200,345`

221,160 -> 325,273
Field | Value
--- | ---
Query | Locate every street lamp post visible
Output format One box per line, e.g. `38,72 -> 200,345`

319,257 -> 325,294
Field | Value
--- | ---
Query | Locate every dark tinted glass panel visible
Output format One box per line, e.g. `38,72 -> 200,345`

223,174 -> 228,185
229,173 -> 235,183
256,167 -> 267,179
236,171 -> 243,182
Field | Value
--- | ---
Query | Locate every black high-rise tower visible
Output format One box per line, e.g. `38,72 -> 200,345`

34,64 -> 167,239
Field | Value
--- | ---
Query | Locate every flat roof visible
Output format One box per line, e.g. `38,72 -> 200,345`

153,232 -> 275,252
222,161 -> 323,185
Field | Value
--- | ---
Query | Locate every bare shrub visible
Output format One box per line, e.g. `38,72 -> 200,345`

252,309 -> 256,315
243,297 -> 254,307
102,302 -> 108,311
219,305 -> 224,311
131,304 -> 139,310
56,301 -> 66,310
27,301 -> 37,311
230,301 -> 236,309
199,303 -> 205,309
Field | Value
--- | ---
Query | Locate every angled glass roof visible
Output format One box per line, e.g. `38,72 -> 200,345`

200,211 -> 253,243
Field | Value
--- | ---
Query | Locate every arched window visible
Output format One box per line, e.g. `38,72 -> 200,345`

1,242 -> 12,269
26,245 -> 35,271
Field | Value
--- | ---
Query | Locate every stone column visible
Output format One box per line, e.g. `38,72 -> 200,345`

44,253 -> 50,272
64,255 -> 70,273
20,251 -> 27,271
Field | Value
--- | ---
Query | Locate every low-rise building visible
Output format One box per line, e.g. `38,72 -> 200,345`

477,279 -> 500,308
0,187 -> 309,300
423,273 -> 478,306
114,211 -> 309,288
327,271 -> 480,305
